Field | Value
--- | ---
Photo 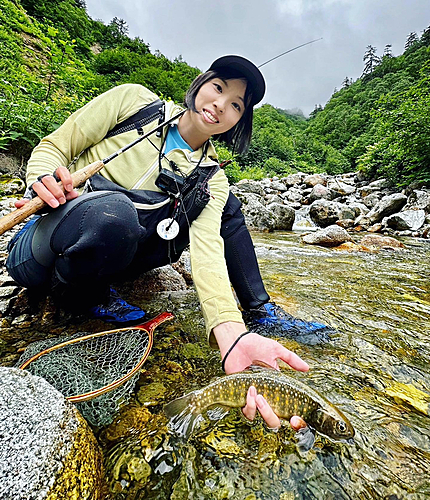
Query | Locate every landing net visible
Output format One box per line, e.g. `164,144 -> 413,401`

17,326 -> 152,427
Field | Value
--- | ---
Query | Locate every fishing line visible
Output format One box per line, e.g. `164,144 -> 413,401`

257,38 -> 323,68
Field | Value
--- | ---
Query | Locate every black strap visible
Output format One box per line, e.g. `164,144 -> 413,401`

104,99 -> 164,139
221,331 -> 250,372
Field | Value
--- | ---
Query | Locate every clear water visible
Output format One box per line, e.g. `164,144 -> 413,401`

100,232 -> 430,499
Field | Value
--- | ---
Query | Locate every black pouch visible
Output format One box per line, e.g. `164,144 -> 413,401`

85,174 -> 172,239
85,163 -> 219,250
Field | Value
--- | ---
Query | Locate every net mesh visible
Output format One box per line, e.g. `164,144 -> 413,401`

17,327 -> 150,427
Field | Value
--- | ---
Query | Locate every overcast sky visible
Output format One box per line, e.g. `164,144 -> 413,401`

85,0 -> 430,116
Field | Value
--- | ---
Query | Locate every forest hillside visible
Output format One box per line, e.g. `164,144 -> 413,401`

1,0 -> 429,186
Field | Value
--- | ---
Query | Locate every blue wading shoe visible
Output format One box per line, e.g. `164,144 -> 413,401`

89,288 -> 146,325
245,302 -> 335,345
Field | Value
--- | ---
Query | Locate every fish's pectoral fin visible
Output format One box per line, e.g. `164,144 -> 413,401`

246,360 -> 277,371
295,425 -> 315,452
206,405 -> 230,421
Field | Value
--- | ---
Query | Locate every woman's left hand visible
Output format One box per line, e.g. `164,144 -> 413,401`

213,324 -> 309,431
222,331 -> 309,374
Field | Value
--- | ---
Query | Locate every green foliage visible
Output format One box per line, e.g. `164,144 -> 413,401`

306,41 -> 430,184
215,144 -> 265,183
0,0 -> 199,156
358,62 -> 430,185
1,0 -> 429,188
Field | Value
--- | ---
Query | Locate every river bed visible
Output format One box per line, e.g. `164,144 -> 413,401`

98,231 -> 430,499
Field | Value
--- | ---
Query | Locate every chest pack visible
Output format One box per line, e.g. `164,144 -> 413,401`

86,99 -> 220,253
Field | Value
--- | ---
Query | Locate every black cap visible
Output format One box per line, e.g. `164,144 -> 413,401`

208,55 -> 266,106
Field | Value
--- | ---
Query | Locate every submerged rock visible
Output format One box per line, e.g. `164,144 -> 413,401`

361,234 -> 405,250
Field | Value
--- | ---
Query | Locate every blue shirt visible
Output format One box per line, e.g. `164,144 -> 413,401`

164,125 -> 193,154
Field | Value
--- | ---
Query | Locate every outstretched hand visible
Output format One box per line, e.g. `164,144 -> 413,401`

222,331 -> 309,375
213,323 -> 310,432
15,166 -> 79,209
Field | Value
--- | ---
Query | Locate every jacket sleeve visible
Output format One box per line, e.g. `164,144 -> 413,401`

189,169 -> 244,347
25,84 -> 159,186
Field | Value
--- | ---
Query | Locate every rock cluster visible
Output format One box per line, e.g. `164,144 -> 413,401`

231,171 -> 430,239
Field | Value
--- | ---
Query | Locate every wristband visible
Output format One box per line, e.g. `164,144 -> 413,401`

221,331 -> 250,372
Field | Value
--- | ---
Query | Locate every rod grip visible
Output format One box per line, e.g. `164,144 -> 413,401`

0,160 -> 105,236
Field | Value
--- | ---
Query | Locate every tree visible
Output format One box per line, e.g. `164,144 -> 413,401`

111,17 -> 129,37
309,104 -> 323,119
383,44 -> 392,57
405,32 -> 419,50
362,45 -> 381,77
420,25 -> 430,47
342,77 -> 352,88
358,62 -> 430,185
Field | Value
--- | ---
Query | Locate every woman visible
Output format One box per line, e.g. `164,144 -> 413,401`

7,55 -> 308,430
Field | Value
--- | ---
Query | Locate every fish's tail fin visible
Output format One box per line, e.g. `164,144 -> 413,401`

164,393 -> 203,438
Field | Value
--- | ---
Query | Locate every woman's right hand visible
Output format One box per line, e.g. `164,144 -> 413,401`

15,166 -> 79,209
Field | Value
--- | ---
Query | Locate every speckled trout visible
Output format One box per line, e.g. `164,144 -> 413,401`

164,365 -> 354,441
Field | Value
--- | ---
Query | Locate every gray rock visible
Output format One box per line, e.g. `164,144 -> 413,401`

363,193 -> 381,209
0,368 -> 104,499
405,190 -> 430,212
307,184 -> 334,203
338,172 -> 357,184
309,199 -> 341,227
284,172 -> 307,186
238,193 -> 276,231
362,193 -> 408,225
303,173 -> 327,187
266,202 -> 295,230
338,205 -> 358,221
235,179 -> 265,196
327,179 -> 356,196
285,189 -> 303,203
358,178 -> 393,198
301,225 -> 353,247
266,194 -> 283,204
348,202 -> 369,216
269,180 -> 289,192
386,210 -> 426,231
336,219 -> 355,229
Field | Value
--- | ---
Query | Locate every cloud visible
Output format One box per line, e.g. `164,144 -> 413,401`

85,0 -> 430,115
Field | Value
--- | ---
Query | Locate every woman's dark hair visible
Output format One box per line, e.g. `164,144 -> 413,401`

184,68 -> 254,155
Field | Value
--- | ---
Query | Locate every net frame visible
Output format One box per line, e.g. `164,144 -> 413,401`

18,312 -> 174,402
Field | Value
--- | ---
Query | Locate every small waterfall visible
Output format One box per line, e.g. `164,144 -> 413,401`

292,206 -> 317,231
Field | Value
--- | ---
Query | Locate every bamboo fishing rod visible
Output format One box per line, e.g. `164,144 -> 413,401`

0,109 -> 186,236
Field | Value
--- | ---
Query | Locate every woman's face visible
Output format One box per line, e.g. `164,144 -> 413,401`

192,77 -> 247,136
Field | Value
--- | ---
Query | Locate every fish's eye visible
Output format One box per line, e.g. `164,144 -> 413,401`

337,421 -> 347,433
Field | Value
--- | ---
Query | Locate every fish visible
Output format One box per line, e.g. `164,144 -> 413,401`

164,363 -> 354,441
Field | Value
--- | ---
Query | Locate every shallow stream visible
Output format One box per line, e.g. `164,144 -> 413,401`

99,231 -> 430,499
